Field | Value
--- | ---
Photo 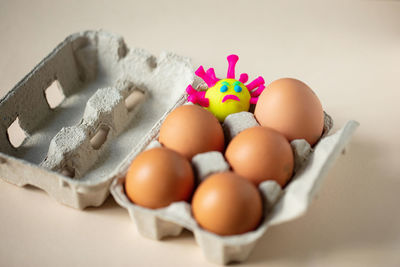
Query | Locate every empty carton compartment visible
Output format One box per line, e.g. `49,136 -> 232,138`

0,30 -> 194,209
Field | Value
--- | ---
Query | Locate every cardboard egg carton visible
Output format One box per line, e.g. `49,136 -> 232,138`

0,30 -> 359,264
0,30 -> 194,209
110,110 -> 359,264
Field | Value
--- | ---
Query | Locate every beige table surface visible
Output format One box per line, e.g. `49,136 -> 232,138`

1,0 -> 400,266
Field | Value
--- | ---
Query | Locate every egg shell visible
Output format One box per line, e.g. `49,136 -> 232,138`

125,147 -> 194,209
159,105 -> 225,159
225,126 -> 294,187
254,78 -> 324,146
192,172 -> 263,236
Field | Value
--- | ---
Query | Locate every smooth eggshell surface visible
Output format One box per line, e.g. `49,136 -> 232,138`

125,147 -> 194,209
225,126 -> 294,187
192,172 -> 263,236
254,78 -> 324,146
159,105 -> 225,159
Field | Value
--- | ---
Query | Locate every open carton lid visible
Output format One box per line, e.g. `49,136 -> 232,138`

0,30 -> 194,209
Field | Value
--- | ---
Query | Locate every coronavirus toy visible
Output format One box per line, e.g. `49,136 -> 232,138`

186,54 -> 265,122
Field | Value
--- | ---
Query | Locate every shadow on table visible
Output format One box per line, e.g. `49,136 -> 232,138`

248,138 -> 400,264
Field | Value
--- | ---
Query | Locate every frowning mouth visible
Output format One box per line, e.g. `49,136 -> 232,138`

222,95 -> 240,103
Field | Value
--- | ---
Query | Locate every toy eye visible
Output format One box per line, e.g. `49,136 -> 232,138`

220,85 -> 228,92
234,85 -> 242,92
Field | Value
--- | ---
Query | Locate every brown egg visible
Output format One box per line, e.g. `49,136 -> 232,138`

159,105 -> 225,159
254,78 -> 324,146
125,147 -> 194,209
192,172 -> 263,236
225,126 -> 294,187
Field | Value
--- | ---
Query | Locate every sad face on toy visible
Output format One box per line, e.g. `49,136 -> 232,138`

186,54 -> 265,122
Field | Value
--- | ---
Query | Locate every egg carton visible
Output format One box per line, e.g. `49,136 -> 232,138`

0,30 -> 194,209
110,110 -> 359,264
0,30 -> 359,265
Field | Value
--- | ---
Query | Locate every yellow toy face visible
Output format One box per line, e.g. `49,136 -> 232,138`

186,54 -> 266,122
205,79 -> 250,122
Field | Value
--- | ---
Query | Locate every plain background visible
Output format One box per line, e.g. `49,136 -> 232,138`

0,0 -> 400,266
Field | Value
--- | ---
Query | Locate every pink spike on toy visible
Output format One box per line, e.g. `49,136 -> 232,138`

246,76 -> 265,90
239,73 -> 248,83
251,84 -> 265,97
226,54 -> 239,79
250,97 -> 259,104
206,68 -> 219,83
195,66 -> 217,87
186,84 -> 196,95
186,85 -> 210,107
198,97 -> 210,107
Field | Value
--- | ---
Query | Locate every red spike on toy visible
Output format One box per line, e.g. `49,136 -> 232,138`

239,73 -> 248,84
246,76 -> 265,90
226,54 -> 239,79
195,66 -> 217,87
